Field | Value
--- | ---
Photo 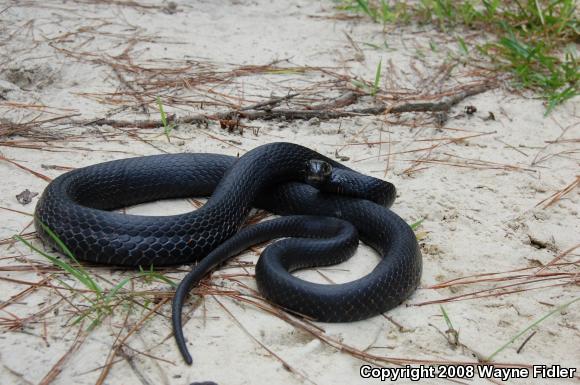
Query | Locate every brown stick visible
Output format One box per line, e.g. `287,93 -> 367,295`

63,82 -> 495,129
388,83 -> 493,113
0,155 -> 52,181
306,91 -> 358,110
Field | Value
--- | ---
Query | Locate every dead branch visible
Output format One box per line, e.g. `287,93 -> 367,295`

306,91 -> 358,110
63,82 -> 495,129
387,83 -> 494,113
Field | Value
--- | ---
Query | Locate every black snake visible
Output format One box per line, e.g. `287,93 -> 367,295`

34,142 -> 422,365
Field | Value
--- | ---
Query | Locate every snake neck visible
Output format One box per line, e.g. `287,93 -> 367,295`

206,142 -> 320,208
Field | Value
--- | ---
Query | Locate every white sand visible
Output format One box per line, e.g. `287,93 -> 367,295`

0,1 -> 578,385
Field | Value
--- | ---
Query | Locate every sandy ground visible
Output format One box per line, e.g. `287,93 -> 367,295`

0,1 -> 578,385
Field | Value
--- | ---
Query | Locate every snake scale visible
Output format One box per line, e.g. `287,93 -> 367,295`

34,142 -> 422,364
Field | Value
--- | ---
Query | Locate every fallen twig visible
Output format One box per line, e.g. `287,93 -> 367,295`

535,176 -> 580,209
387,83 -> 494,113
95,299 -> 168,385
38,325 -> 88,385
0,155 -> 52,181
534,244 -> 580,275
60,83 -> 495,129
214,296 -> 317,385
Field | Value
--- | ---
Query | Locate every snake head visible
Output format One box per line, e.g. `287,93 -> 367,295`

305,159 -> 332,187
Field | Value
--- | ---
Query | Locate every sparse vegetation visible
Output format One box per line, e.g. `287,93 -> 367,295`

486,297 -> 579,361
15,222 -> 175,330
352,58 -> 383,95
440,305 -> 459,346
337,0 -> 579,112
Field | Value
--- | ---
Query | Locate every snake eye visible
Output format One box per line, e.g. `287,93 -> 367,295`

305,159 -> 332,186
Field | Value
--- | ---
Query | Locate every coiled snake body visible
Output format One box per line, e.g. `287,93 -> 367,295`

34,142 -> 422,364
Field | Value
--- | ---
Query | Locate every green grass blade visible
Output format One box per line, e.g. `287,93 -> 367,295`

355,0 -> 375,20
15,231 -> 103,295
440,305 -> 454,330
149,273 -> 177,288
457,36 -> 469,55
156,96 -> 168,128
103,276 -> 133,303
351,79 -> 368,91
410,218 -> 424,230
138,265 -> 177,288
37,221 -> 75,261
486,297 -> 580,361
372,58 -> 382,96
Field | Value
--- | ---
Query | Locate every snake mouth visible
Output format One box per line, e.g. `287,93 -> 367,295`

305,159 -> 332,187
